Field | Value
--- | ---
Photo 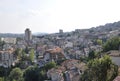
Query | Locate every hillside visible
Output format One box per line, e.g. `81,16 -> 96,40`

90,21 -> 120,33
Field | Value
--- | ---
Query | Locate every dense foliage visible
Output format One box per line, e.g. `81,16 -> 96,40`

81,55 -> 118,81
103,37 -> 120,52
44,61 -> 56,71
0,66 -> 6,77
29,49 -> 35,62
23,62 -> 56,81
23,66 -> 46,81
9,68 -> 23,81
88,50 -> 96,60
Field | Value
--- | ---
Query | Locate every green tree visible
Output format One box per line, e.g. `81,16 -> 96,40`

81,55 -> 118,81
23,66 -> 46,81
14,48 -> 22,60
0,66 -> 6,77
44,62 -> 56,71
29,49 -> 35,62
96,39 -> 102,45
9,68 -> 23,81
88,50 -> 96,60
103,37 -> 120,52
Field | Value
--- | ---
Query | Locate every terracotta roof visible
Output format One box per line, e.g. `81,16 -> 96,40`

61,59 -> 79,66
48,66 -> 66,75
61,59 -> 79,69
46,47 -> 62,54
0,49 -> 14,54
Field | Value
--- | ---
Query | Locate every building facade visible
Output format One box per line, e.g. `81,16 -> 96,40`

1,37 -> 16,44
25,28 -> 32,41
0,50 -> 14,68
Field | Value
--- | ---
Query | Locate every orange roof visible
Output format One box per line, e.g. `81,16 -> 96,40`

48,66 -> 66,74
0,49 -> 14,54
46,47 -> 62,54
61,59 -> 79,69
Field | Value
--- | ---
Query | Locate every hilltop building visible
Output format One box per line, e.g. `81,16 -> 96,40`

59,29 -> 63,34
25,28 -> 32,41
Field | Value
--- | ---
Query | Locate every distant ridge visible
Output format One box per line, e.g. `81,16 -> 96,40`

0,20 -> 120,38
90,21 -> 120,32
0,32 -> 48,38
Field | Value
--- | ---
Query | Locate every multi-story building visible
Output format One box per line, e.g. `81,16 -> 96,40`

25,28 -> 32,41
43,47 -> 65,63
1,37 -> 16,44
0,49 -> 14,68
47,66 -> 66,81
59,29 -> 63,34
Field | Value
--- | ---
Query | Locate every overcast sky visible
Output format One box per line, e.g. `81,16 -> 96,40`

0,0 -> 120,33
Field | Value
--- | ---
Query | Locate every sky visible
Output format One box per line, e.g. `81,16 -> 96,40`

0,0 -> 120,33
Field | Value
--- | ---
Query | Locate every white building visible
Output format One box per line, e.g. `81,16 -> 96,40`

1,37 -> 16,44
65,41 -> 73,48
0,50 -> 15,68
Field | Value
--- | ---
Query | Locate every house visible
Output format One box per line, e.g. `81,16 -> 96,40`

37,59 -> 45,68
65,41 -> 73,48
64,69 -> 80,81
61,59 -> 79,70
89,45 -> 102,52
62,60 -> 86,81
47,66 -> 66,81
61,59 -> 86,72
75,50 -> 84,59
83,48 -> 90,56
3,44 -> 14,50
0,49 -> 15,68
43,47 -> 65,63
1,37 -> 16,44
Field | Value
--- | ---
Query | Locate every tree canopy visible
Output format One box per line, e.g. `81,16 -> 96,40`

103,37 -> 120,52
9,68 -> 23,81
96,39 -> 102,45
23,66 -> 46,81
81,55 -> 118,81
29,49 -> 35,62
44,61 -> 56,71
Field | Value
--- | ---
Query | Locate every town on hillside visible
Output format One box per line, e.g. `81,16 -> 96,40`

0,23 -> 120,81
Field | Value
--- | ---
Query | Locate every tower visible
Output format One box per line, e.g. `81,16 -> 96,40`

25,28 -> 32,41
59,29 -> 63,34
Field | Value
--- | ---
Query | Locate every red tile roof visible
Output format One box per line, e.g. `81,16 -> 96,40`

46,47 -> 62,54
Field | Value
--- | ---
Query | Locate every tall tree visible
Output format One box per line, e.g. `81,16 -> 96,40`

103,37 -> 120,52
29,49 -> 35,62
88,50 -> 96,60
9,68 -> 23,81
14,48 -> 22,60
23,66 -> 46,81
81,55 -> 118,81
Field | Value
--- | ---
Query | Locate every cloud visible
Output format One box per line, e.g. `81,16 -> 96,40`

0,0 -> 120,33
